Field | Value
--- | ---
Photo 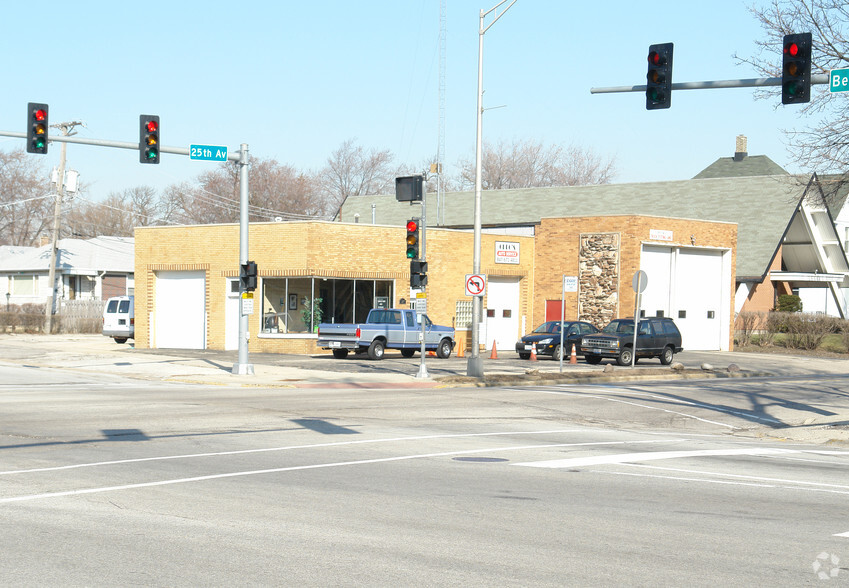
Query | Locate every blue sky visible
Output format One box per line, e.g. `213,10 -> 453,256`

0,1 -> 811,203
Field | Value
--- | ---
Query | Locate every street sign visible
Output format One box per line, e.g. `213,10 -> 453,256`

632,270 -> 648,293
190,144 -> 228,161
465,274 -> 486,297
831,68 -> 849,93
563,275 -> 578,293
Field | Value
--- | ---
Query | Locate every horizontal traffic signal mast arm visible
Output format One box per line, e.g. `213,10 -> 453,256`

0,130 -> 241,161
591,73 -> 829,94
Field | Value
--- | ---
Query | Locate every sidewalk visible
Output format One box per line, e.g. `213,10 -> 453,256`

2,333 -> 847,388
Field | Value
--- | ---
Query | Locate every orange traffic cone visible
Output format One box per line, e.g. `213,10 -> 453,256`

570,343 -> 578,365
457,342 -> 464,358
489,340 -> 498,359
529,345 -> 538,361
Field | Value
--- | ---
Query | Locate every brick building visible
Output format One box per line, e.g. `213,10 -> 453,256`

134,214 -> 736,354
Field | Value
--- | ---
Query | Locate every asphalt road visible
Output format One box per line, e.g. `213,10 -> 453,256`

2,358 -> 849,586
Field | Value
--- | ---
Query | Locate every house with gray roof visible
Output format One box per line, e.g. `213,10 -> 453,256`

0,236 -> 134,308
338,140 -> 849,319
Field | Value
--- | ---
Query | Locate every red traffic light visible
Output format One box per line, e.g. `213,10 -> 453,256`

782,33 -> 812,105
26,102 -> 49,154
139,114 -> 160,164
648,51 -> 665,66
406,220 -> 418,232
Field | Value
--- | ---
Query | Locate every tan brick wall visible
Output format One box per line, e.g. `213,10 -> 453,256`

739,245 -> 788,314
534,215 -> 737,348
135,221 -> 535,354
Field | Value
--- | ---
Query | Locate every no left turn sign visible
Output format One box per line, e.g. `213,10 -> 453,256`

465,274 -> 486,297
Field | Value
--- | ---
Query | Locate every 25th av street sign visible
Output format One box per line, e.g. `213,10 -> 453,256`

190,144 -> 228,161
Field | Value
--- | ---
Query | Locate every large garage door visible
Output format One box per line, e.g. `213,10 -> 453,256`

674,249 -> 725,351
154,271 -> 206,349
640,246 -> 728,351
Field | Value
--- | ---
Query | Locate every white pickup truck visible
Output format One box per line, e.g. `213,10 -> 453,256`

316,308 -> 455,360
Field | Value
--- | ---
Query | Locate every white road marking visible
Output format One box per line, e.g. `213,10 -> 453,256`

514,447 -> 792,468
0,429 -> 586,476
0,438 -> 681,504
835,531 -> 849,537
620,463 -> 849,491
594,469 -> 849,495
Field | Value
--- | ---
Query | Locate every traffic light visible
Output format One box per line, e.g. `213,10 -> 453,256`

139,115 -> 160,164
782,33 -> 812,105
406,218 -> 420,259
26,103 -> 49,154
646,43 -> 673,110
240,261 -> 257,291
410,259 -> 428,289
395,175 -> 424,202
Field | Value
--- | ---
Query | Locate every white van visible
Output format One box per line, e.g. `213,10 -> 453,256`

102,295 -> 134,344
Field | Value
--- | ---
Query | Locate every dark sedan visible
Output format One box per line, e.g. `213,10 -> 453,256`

515,320 -> 599,360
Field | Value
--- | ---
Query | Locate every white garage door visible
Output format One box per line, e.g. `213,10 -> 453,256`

154,271 -> 206,349
485,277 -> 521,353
640,246 -> 728,351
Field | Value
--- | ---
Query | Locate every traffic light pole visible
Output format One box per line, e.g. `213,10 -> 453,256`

0,128 -> 254,375
232,144 -> 254,375
590,73 -> 829,94
416,190 -> 428,379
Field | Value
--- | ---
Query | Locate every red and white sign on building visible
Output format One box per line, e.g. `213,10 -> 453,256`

495,241 -> 520,264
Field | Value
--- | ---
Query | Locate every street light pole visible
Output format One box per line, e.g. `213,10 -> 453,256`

467,0 -> 517,378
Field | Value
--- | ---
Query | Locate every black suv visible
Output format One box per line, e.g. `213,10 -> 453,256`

580,317 -> 683,366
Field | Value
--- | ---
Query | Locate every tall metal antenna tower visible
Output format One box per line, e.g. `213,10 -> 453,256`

437,0 -> 447,225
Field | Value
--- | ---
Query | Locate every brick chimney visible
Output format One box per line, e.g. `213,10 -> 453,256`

734,135 -> 748,162
39,235 -> 51,247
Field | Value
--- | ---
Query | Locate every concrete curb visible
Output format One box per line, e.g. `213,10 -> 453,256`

435,368 -> 773,388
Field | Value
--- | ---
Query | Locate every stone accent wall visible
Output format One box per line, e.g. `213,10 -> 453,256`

578,233 -> 620,328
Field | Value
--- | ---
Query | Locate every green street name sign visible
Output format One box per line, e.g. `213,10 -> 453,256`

190,144 -> 228,161
830,68 -> 849,93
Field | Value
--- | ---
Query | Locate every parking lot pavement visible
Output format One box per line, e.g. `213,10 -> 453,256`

2,334 -> 848,388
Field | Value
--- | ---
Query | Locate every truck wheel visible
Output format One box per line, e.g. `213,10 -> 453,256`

436,338 -> 453,359
332,349 -> 349,359
401,348 -> 416,358
660,346 -> 674,365
585,355 -> 602,365
113,338 -> 127,344
367,339 -> 385,360
617,347 -> 633,366
518,353 -> 530,360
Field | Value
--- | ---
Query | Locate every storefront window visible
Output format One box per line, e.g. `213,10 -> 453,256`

260,277 -> 394,334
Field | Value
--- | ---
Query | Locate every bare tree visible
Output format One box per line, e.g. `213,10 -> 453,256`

0,149 -> 54,246
456,138 -> 616,191
66,192 -> 134,238
161,157 -> 325,225
319,139 -> 395,212
734,1 -> 849,172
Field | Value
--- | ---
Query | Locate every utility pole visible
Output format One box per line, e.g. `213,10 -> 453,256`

44,120 -> 84,334
467,0 -> 517,378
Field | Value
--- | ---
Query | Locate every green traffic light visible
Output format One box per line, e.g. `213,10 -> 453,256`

146,149 -> 158,160
406,248 -> 416,258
